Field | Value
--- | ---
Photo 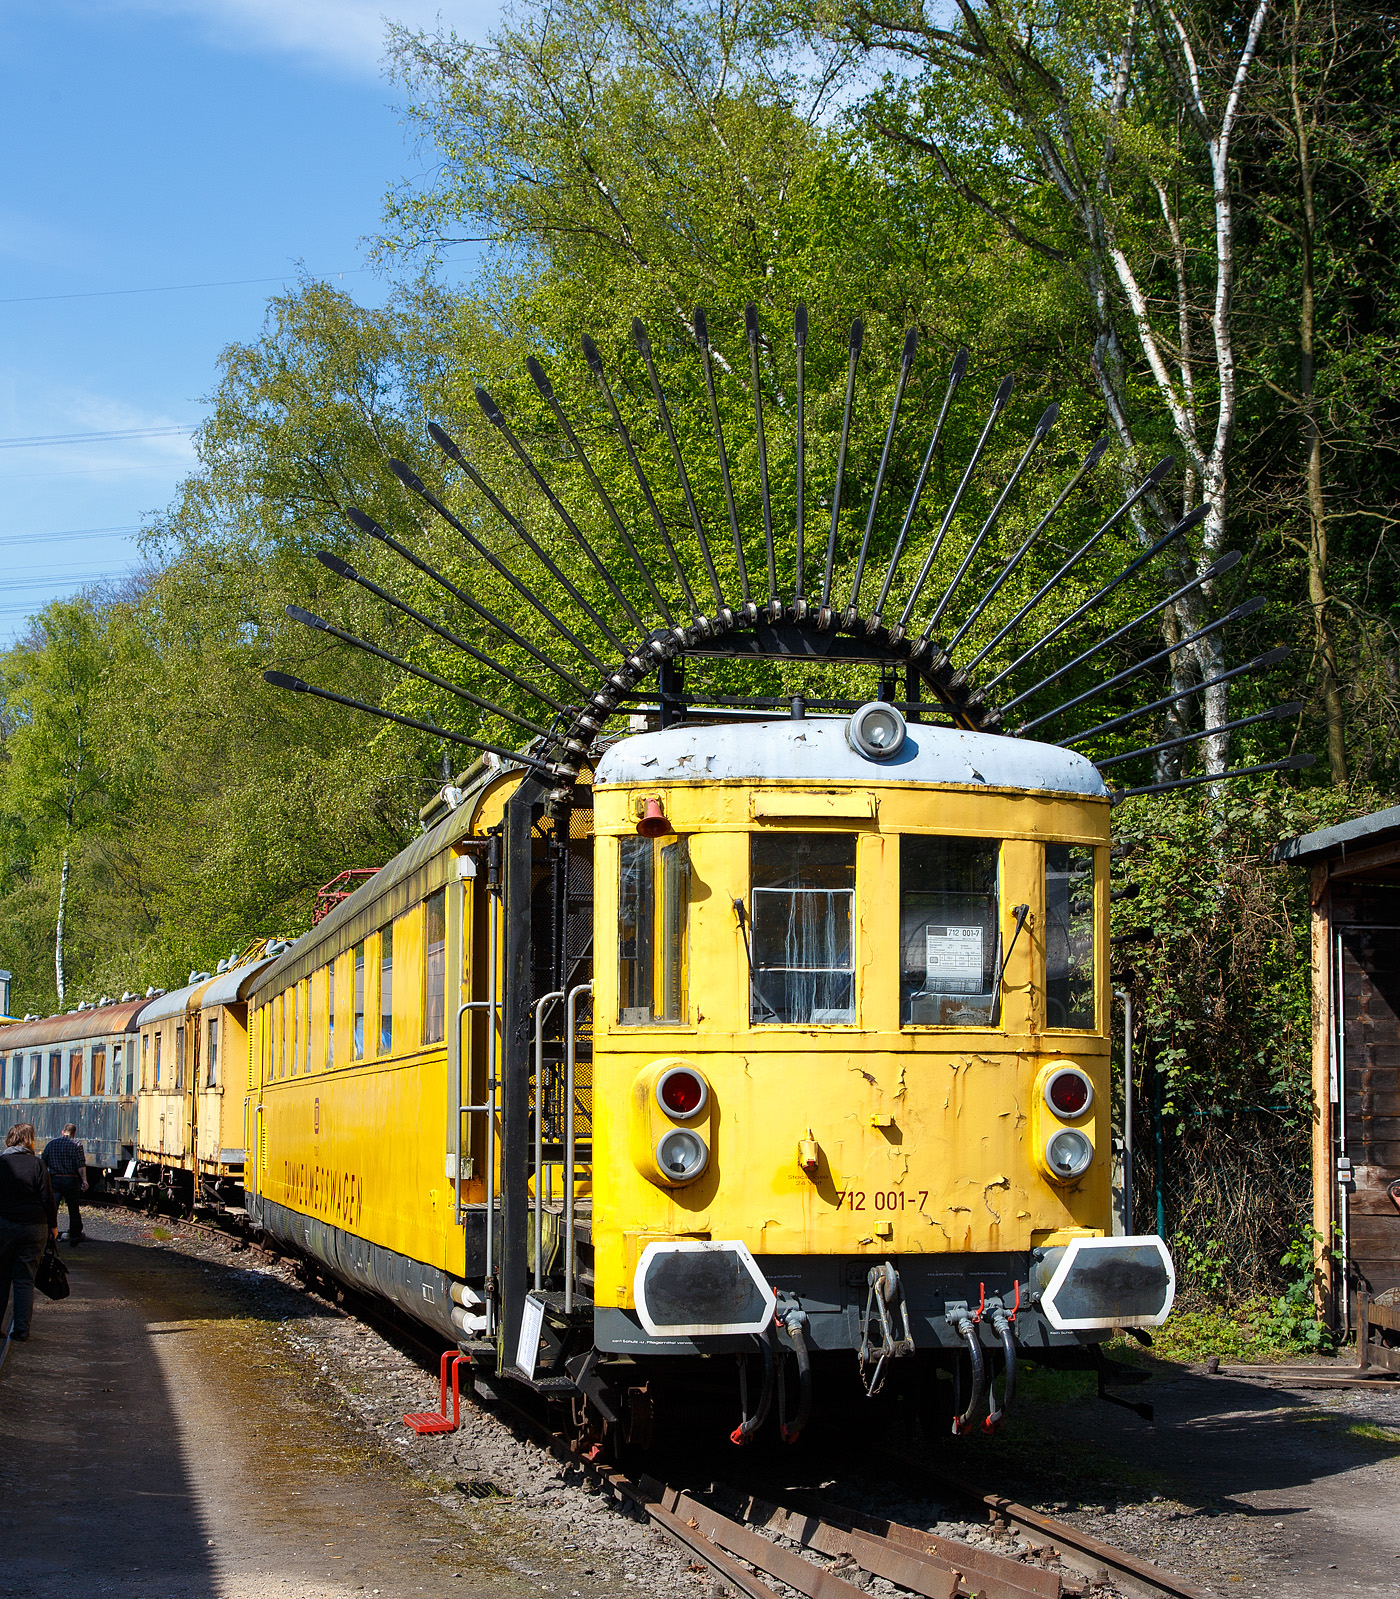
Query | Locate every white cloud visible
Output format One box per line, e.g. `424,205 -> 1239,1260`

105,0 -> 500,76
0,206 -> 87,267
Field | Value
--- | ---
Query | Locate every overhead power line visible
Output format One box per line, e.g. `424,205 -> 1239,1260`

0,524 -> 141,547
0,570 -> 126,595
0,425 -> 195,449
0,247 -> 480,309
0,271 -> 365,307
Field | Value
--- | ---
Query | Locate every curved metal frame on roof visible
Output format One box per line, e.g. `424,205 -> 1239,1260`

265,302 -> 1310,802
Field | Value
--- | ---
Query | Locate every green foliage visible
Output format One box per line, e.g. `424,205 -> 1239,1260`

1170,1225 -> 1232,1307
1261,1227 -> 1339,1354
1112,780 -> 1383,1125
0,0 -> 1397,1185
1153,1222 -> 1336,1361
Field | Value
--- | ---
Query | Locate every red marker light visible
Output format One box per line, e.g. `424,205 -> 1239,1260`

1045,1068 -> 1093,1118
656,1066 -> 707,1119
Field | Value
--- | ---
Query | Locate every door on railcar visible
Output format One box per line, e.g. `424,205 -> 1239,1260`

535,788 -> 595,1228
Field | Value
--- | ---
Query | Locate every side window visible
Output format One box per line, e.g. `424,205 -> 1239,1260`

93,1046 -> 106,1095
901,836 -> 1001,1026
353,942 -> 366,1059
208,1018 -> 219,1087
175,1026 -> 186,1090
424,891 -> 446,1044
618,836 -> 654,1022
29,1052 -> 40,1098
0,1054 -> 6,1100
750,833 -> 856,1025
1046,844 -> 1096,1030
142,1034 -> 150,1089
326,963 -> 336,1069
155,1033 -> 163,1088
70,1049 -> 84,1096
618,836 -> 690,1024
380,925 -> 394,1054
49,1050 -> 62,1096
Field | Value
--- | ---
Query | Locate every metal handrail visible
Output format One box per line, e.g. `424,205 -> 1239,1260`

532,990 -> 565,1290
449,852 -> 498,1338
450,854 -> 480,1226
1114,988 -> 1134,1235
564,981 -> 593,1312
252,1102 -> 265,1192
483,889 -> 499,1331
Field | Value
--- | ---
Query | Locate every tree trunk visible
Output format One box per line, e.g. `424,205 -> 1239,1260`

1291,7 -> 1347,781
55,844 -> 69,1009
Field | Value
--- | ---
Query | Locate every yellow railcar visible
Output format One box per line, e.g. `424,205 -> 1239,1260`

133,943 -> 284,1213
245,711 -> 1169,1440
255,306 -> 1302,1441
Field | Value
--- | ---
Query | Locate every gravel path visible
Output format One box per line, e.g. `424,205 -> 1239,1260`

0,1208 -> 700,1599
12,1204 -> 1397,1598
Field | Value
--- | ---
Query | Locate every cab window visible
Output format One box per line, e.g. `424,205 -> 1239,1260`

1045,844 -> 1096,1029
901,836 -> 1001,1026
750,833 -> 855,1025
618,835 -> 689,1024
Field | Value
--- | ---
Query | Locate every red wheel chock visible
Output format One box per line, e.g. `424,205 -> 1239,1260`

404,1350 -> 468,1435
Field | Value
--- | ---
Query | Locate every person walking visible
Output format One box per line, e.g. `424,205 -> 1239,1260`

1,1124 -> 58,1342
42,1123 -> 88,1245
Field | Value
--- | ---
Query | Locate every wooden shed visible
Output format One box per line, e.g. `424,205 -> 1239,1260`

1273,805 -> 1400,1338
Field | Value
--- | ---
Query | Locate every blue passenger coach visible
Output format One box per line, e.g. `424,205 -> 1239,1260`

0,997 -> 146,1175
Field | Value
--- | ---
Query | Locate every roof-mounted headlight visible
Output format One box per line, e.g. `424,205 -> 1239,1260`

847,701 -> 907,761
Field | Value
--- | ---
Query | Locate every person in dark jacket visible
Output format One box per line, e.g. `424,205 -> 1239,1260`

1,1123 -> 58,1342
42,1122 -> 87,1244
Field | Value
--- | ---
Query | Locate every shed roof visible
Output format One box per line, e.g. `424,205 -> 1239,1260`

1270,805 -> 1400,867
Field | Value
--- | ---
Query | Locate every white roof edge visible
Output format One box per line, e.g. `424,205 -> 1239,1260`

593,718 -> 1108,799
139,955 -> 279,1023
198,956 -> 278,1009
137,981 -> 205,1024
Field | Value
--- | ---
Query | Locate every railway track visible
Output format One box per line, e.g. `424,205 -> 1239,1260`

153,1211 -> 1211,1599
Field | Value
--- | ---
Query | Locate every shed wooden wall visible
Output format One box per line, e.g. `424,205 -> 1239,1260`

1339,917 -> 1400,1295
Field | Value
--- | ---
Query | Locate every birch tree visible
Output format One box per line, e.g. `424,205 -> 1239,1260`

827,0 -> 1275,771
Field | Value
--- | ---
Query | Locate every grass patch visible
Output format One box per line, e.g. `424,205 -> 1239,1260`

1149,1298 -> 1331,1365
1013,1364 -> 1097,1404
1346,1421 -> 1400,1448
151,1226 -> 172,1240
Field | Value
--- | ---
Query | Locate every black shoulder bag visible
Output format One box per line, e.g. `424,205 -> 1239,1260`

34,1239 -> 70,1301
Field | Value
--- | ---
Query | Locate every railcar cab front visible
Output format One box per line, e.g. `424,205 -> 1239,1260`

573,710 -> 1173,1407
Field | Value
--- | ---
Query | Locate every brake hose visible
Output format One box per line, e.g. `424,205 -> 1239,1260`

951,1314 -> 986,1435
780,1309 -> 812,1444
730,1328 -> 776,1446
984,1302 -> 1018,1431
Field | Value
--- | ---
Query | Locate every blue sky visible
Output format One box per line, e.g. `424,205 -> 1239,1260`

0,0 -> 493,643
